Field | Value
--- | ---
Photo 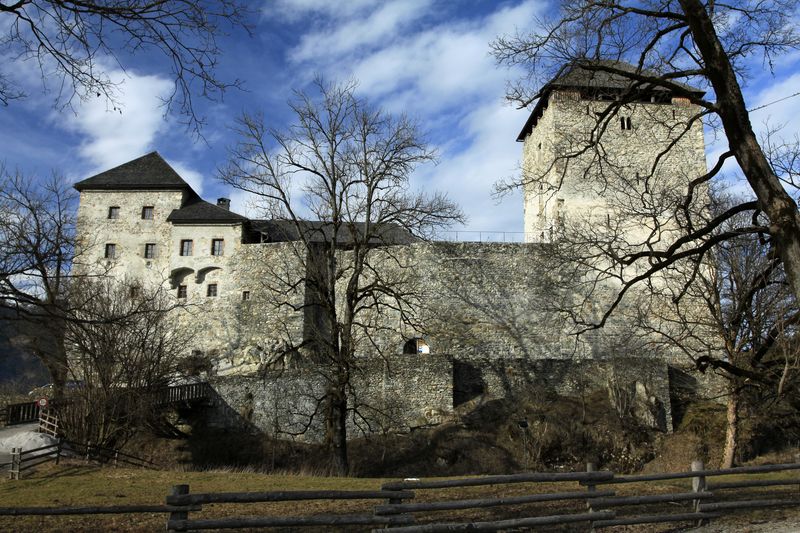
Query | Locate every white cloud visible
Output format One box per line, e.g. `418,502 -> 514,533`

268,0 -> 375,21
60,69 -> 171,170
281,0 -> 545,233
169,161 -> 206,197
57,67 -> 207,195
289,0 -> 434,62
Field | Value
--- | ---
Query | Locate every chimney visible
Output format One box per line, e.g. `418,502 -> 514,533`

217,198 -> 231,210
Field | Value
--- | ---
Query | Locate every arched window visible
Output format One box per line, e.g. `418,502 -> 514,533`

403,337 -> 430,355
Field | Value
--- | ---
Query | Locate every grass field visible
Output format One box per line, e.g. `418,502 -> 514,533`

1,461 -> 799,532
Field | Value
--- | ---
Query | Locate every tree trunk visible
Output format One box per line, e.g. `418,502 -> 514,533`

325,382 -> 349,476
721,385 -> 739,469
680,0 -> 800,305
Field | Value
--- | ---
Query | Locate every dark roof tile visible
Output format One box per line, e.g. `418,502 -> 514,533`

250,220 -> 418,245
74,152 -> 193,191
517,60 -> 705,141
167,197 -> 249,224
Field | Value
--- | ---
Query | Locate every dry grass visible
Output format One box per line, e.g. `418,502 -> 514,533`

2,461 -> 800,532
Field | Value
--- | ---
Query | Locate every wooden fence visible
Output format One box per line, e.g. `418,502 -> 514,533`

7,438 -> 157,479
1,401 -> 40,426
1,459 -> 799,530
158,382 -> 211,406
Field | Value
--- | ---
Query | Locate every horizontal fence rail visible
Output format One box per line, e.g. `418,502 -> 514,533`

7,438 -> 157,479
2,458 -> 800,530
164,485 -> 415,532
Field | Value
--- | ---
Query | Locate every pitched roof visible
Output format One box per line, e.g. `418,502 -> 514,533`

74,152 -> 193,191
167,197 -> 249,224
516,60 -> 706,141
250,220 -> 418,245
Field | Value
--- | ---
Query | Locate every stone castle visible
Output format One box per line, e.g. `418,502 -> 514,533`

73,63 -> 709,439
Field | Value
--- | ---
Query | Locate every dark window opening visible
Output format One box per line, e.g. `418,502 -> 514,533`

104,243 -> 116,259
211,239 -> 224,256
207,283 -> 218,297
108,206 -> 120,219
621,116 -> 632,130
129,286 -> 140,298
144,243 -> 156,259
402,337 -> 430,354
141,206 -> 154,219
177,285 -> 187,299
180,240 -> 193,256
242,290 -> 250,301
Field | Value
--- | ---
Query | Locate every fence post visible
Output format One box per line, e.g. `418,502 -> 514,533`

85,441 -> 92,463
55,438 -> 62,465
114,451 -> 119,468
586,462 -> 597,530
167,484 -> 190,533
692,459 -> 707,526
9,447 -> 19,480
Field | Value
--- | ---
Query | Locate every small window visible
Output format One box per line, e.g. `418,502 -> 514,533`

144,243 -> 156,259
402,337 -> 430,355
242,290 -> 250,301
207,284 -> 218,297
211,239 -> 224,256
104,243 -> 117,259
620,116 -> 632,130
108,206 -> 120,219
141,206 -> 154,220
177,285 -> 187,299
180,240 -> 193,256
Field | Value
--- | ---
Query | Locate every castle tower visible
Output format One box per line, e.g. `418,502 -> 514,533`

517,61 -> 707,243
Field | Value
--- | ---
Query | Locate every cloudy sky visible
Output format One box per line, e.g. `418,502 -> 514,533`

1,0 -> 799,236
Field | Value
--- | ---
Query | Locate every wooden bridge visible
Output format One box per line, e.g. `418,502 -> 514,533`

1,382 -> 212,428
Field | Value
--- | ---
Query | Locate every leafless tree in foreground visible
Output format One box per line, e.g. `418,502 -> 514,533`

491,0 -> 800,326
638,193 -> 799,467
61,279 -> 185,448
1,0 -> 249,134
0,170 -> 78,396
219,79 -> 464,475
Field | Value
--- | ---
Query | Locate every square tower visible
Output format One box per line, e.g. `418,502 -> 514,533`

517,61 -> 707,244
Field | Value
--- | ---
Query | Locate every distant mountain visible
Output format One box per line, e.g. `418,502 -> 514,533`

0,309 -> 50,394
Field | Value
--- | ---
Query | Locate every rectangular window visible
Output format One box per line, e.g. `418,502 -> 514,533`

620,116 -> 632,130
180,240 -> 193,256
108,206 -> 120,219
104,243 -> 116,259
141,206 -> 154,220
211,239 -> 224,256
144,243 -> 156,259
177,285 -> 187,299
242,290 -> 250,301
207,283 -> 218,297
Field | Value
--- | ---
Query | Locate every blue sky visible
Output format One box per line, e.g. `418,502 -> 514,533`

1,0 -> 799,235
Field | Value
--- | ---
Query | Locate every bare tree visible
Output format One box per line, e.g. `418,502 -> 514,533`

60,279 -> 185,448
0,169 -> 78,395
219,80 -> 464,474
491,1 -> 800,324
1,0 -> 249,133
640,194 -> 799,467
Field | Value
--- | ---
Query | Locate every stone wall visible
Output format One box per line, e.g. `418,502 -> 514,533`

206,353 -> 454,440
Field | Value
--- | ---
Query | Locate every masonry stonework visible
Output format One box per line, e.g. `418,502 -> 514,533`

71,64 -> 715,441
